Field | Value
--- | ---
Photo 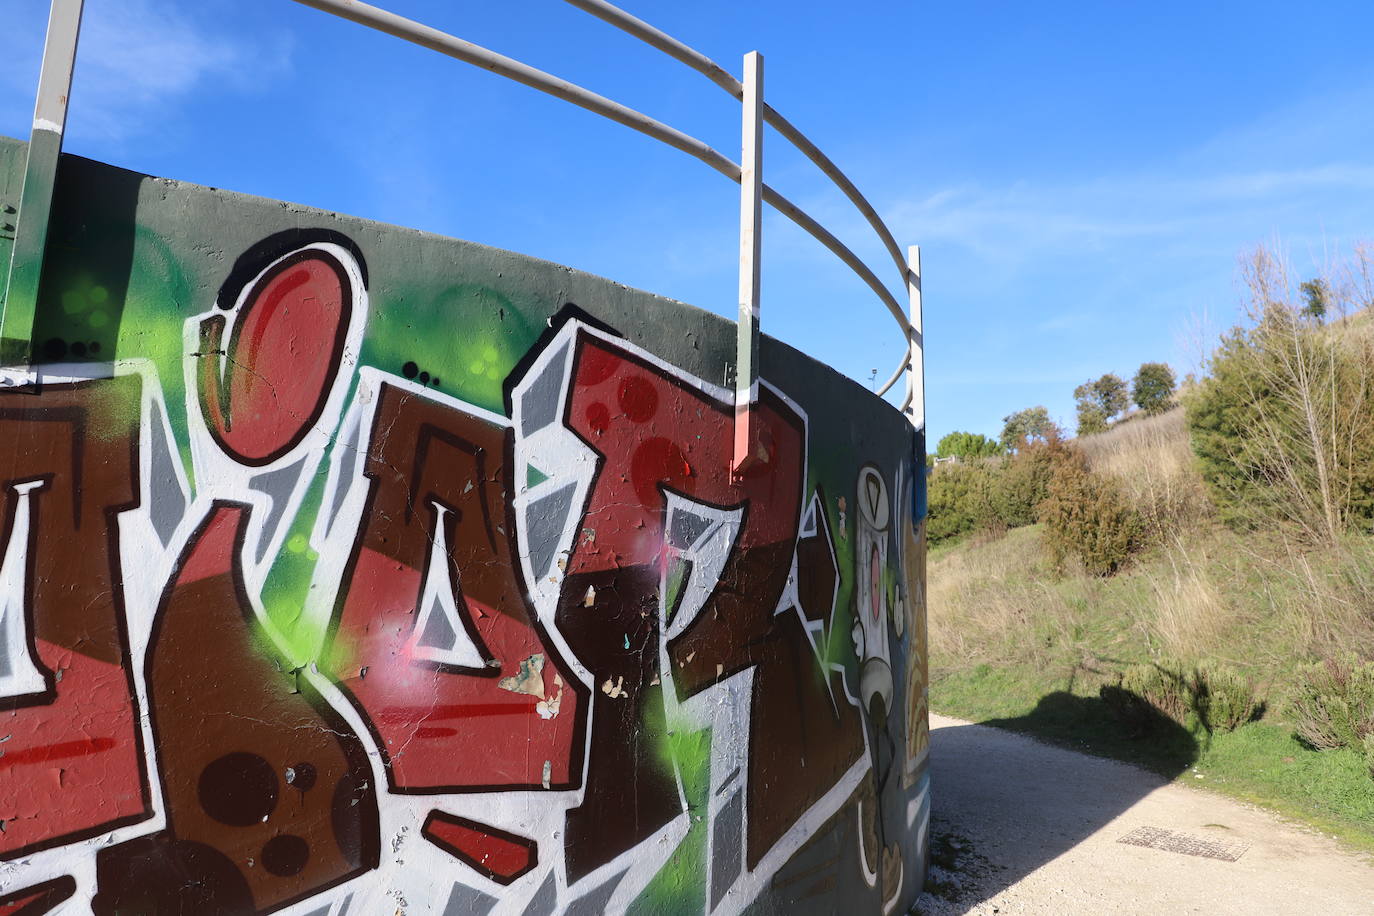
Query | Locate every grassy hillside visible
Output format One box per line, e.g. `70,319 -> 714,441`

928,405 -> 1374,850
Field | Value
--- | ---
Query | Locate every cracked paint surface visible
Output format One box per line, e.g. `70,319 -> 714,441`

0,140 -> 928,915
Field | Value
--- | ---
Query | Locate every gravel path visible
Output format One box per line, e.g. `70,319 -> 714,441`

914,714 -> 1374,915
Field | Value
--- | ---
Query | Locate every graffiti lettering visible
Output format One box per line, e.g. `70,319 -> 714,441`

326,376 -> 585,794
0,226 -> 927,915
0,376 -> 151,862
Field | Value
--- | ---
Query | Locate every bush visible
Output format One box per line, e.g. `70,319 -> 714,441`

1292,654 -> 1374,750
926,461 -> 996,546
1186,245 -> 1374,543
1074,374 -> 1128,433
927,436 -> 1081,546
1193,663 -> 1262,733
936,431 -> 1004,459
1038,457 -> 1143,576
1101,664 -> 1188,734
1102,661 -> 1261,735
1076,403 -> 1108,437
989,437 -> 1076,528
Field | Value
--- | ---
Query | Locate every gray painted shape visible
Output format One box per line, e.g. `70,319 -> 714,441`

747,799 -> 875,914
302,907 -> 331,916
0,622 -> 12,678
443,883 -> 498,916
711,790 -> 745,909
336,894 -> 354,916
417,593 -> 458,652
524,482 -> 577,578
250,458 -> 306,563
520,872 -> 558,916
564,869 -> 627,916
147,400 -> 186,545
327,419 -> 363,533
669,507 -> 712,550
520,342 -> 568,437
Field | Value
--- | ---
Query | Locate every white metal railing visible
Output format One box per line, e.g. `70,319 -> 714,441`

5,0 -> 926,459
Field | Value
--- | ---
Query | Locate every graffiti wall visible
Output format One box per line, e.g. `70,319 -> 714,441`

0,136 -> 929,915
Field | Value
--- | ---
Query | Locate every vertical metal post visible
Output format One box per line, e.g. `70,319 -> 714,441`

733,50 -> 763,475
905,245 -> 924,429
1,0 -> 85,366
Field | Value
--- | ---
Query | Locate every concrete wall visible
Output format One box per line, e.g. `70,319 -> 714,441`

0,137 -> 929,915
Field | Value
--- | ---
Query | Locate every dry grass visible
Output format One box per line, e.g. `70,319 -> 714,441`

1241,536 -> 1374,670
932,381 -> 1374,703
1075,407 -> 1212,539
927,526 -> 1089,669
1137,536 -> 1246,662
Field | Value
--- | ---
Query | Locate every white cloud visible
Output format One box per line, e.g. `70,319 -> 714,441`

0,0 -> 291,143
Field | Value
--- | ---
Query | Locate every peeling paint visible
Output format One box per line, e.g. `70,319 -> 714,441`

498,654 -> 547,698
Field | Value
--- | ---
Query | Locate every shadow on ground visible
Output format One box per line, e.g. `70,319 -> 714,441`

913,690 -> 1198,914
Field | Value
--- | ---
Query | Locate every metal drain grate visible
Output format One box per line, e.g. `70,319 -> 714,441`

1117,826 -> 1249,862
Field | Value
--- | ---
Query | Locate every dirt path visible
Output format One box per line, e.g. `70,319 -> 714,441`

914,714 -> 1374,915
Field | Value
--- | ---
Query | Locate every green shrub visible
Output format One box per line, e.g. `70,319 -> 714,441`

989,437 -> 1076,528
1038,458 -> 1144,576
1186,249 -> 1374,543
1122,662 -> 1191,721
1102,661 -> 1261,736
935,430 -> 1004,459
927,437 -> 1082,546
1363,733 -> 1374,781
926,461 -> 996,546
1292,654 -> 1374,750
1099,682 -> 1167,736
1193,663 -> 1262,733
1101,663 -> 1189,735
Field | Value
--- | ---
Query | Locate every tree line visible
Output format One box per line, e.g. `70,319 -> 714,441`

934,362 -> 1178,462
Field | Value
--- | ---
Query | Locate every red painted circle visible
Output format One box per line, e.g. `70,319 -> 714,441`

617,376 -> 659,424
585,402 -> 611,435
577,345 -> 620,387
213,254 -> 348,462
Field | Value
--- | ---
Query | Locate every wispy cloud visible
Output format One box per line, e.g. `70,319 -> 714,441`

0,0 -> 291,143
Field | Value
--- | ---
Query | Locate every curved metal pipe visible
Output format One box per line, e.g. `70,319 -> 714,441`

289,0 -> 918,384
290,0 -> 742,182
876,351 -> 909,397
761,184 -> 913,338
559,0 -> 909,281
561,0 -> 742,96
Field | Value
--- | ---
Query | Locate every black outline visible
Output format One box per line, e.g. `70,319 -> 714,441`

215,229 -> 368,310
0,875 -> 76,915
420,809 -> 538,885
501,302 -> 623,421
795,486 -> 842,632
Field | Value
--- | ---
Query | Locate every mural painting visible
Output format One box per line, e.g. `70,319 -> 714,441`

0,146 -> 928,914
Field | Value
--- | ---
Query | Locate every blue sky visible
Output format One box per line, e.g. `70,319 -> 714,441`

4,0 -> 1374,444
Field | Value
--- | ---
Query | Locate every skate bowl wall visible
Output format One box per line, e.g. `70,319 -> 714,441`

0,137 -> 929,915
